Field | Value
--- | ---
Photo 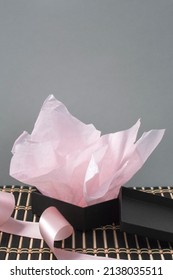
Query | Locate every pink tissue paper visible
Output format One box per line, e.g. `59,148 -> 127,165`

10,95 -> 165,207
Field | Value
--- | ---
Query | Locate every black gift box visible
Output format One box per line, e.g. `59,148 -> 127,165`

32,186 -> 173,242
31,191 -> 119,231
119,187 -> 173,242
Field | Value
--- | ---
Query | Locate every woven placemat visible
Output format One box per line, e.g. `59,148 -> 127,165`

0,185 -> 173,260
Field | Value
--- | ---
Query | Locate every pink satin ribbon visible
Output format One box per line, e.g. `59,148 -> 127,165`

0,191 -> 110,260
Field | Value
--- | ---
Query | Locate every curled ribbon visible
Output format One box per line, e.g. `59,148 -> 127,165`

0,191 -> 110,260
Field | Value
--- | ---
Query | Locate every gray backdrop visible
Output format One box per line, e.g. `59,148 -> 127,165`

0,0 -> 172,186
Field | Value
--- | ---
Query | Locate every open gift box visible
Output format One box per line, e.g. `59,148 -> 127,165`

31,190 -> 120,231
9,95 -> 167,240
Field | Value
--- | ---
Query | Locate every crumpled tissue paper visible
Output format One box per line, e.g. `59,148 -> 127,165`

10,95 -> 165,207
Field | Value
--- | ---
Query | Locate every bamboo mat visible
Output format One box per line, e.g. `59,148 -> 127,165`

0,185 -> 173,260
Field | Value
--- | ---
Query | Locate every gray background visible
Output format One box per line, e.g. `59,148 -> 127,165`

0,0 -> 172,186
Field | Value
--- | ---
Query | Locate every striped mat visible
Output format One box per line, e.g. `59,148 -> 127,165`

0,185 -> 173,260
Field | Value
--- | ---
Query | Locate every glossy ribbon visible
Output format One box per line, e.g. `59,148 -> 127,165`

0,191 -> 109,260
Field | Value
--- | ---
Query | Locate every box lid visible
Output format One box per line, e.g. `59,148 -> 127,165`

119,187 -> 173,242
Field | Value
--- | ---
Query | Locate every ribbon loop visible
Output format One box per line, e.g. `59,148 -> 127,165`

39,206 -> 73,249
